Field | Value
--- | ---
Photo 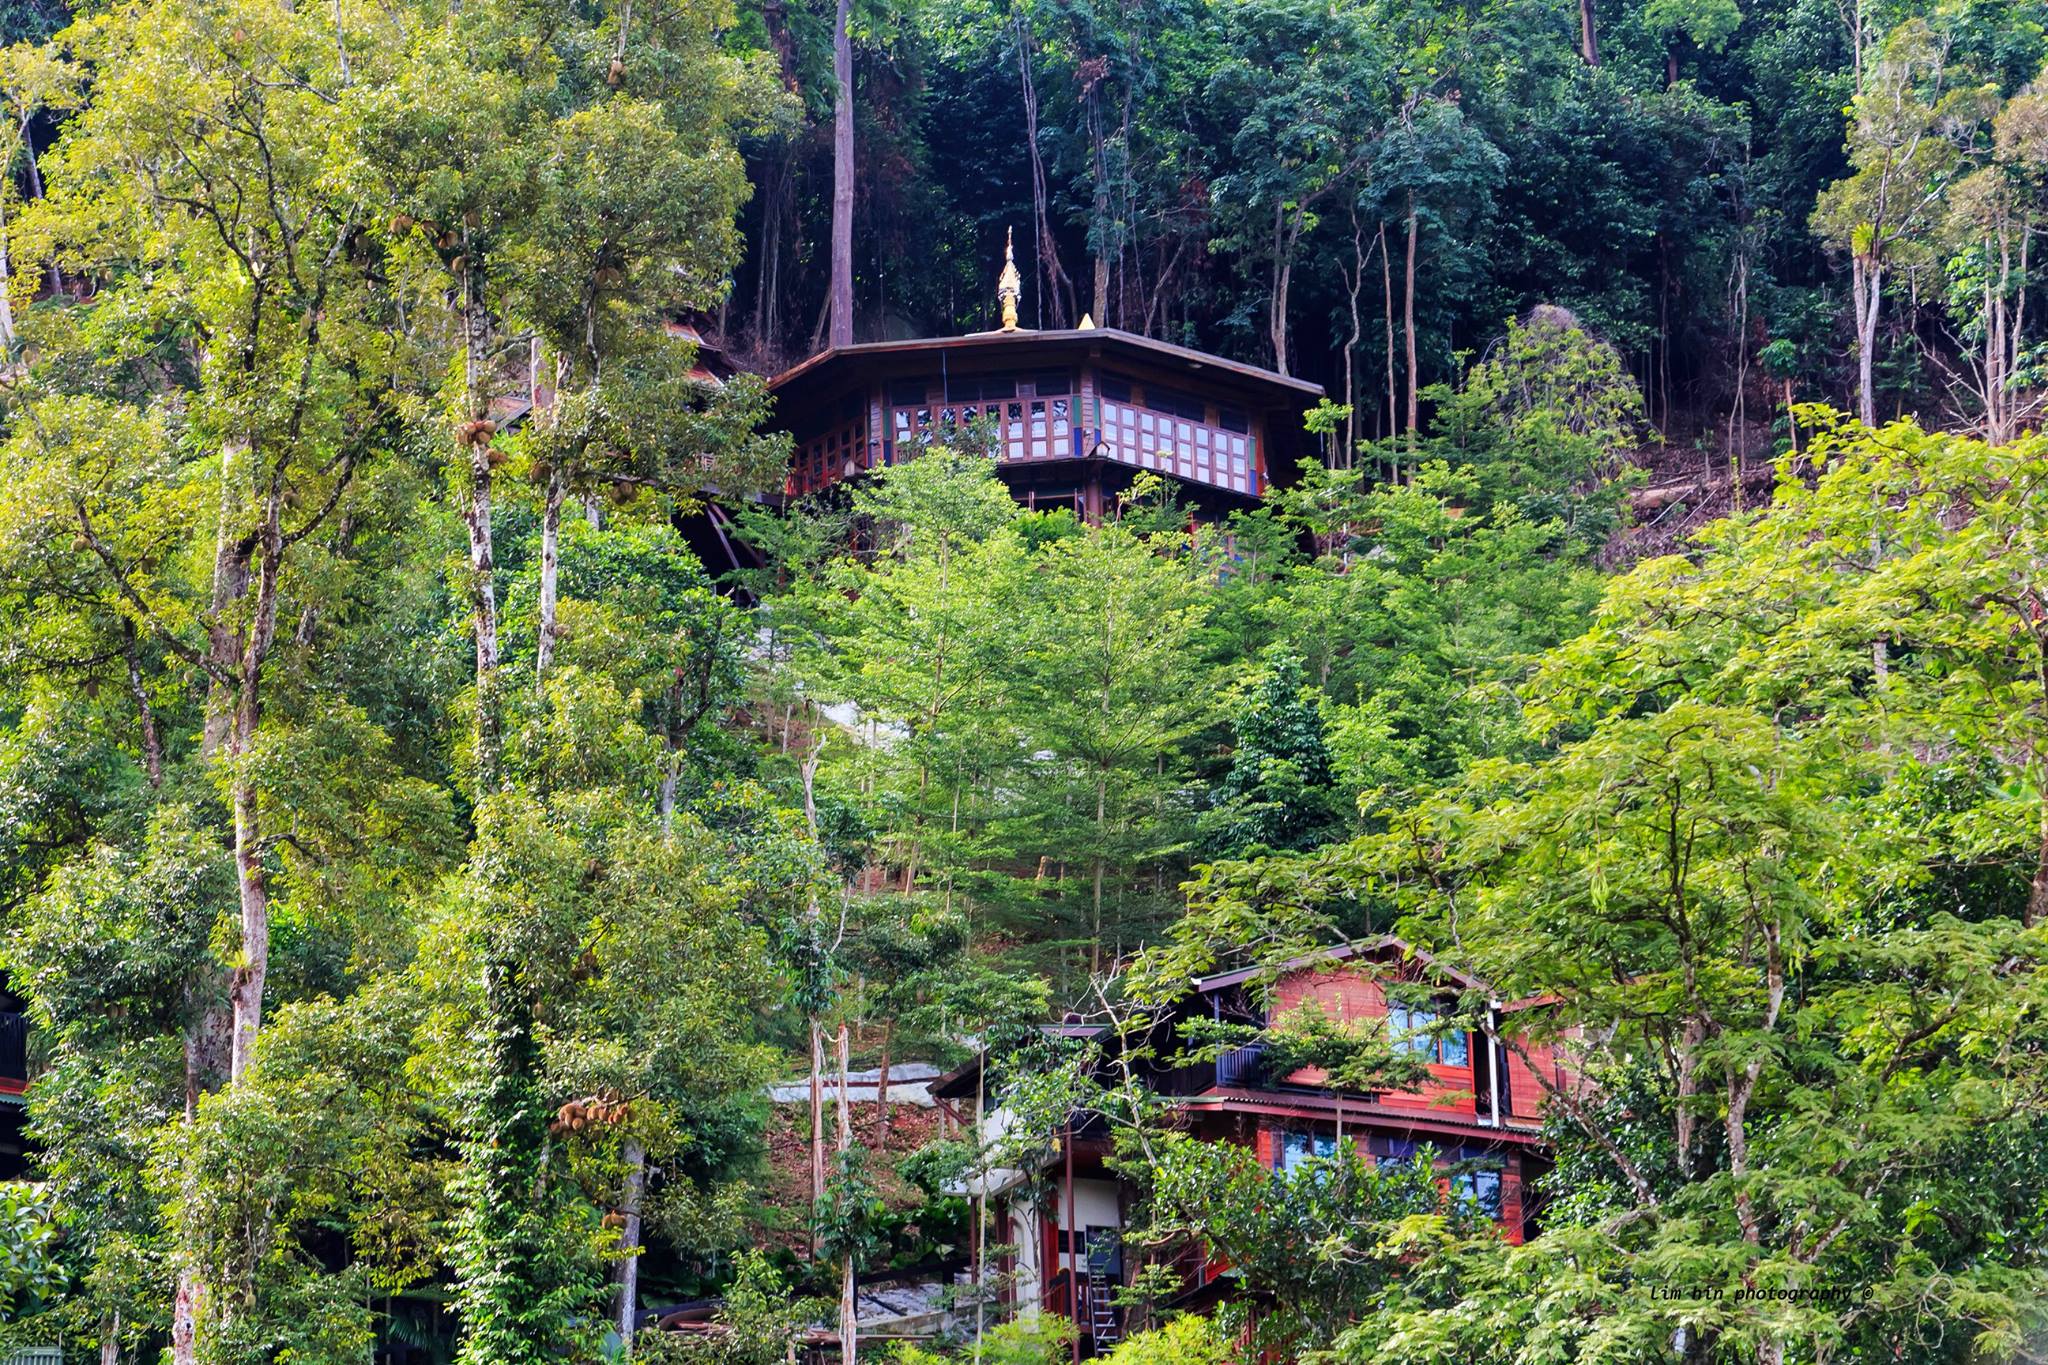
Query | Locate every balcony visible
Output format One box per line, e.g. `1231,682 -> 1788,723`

1216,1041 -> 1267,1089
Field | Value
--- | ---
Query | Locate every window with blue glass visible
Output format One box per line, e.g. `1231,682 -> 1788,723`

1387,1002 -> 1469,1066
1451,1166 -> 1503,1217
1276,1129 -> 1337,1173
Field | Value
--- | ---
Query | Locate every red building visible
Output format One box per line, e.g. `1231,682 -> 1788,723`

766,240 -> 1323,521
932,938 -> 1567,1353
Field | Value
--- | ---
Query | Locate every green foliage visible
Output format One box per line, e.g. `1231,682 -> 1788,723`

0,1182 -> 61,1315
1130,1132 -> 1474,1357
1200,653 -> 1347,857
637,1252 -> 828,1365
1097,1312 -> 1233,1365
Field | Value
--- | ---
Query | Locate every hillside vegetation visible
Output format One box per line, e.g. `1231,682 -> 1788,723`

0,0 -> 2041,1364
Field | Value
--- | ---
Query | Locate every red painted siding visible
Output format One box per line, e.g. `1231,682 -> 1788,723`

1268,965 -> 1477,1117
1503,1040 -> 1558,1124
1265,960 -> 1565,1127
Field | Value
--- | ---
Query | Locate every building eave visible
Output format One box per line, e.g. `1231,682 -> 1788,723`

1177,1087 -> 1546,1146
767,327 -> 1326,401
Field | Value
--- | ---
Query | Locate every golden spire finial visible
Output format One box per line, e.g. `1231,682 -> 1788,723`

998,226 -> 1022,332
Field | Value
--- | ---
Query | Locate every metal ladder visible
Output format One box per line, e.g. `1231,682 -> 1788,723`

1084,1233 -> 1121,1348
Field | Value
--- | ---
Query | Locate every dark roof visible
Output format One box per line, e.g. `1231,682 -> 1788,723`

768,327 -> 1325,402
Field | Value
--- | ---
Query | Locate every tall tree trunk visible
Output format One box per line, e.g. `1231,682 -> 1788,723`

536,463 -> 565,689
1088,83 -> 1111,325
16,122 -> 56,297
122,620 -> 164,787
874,1022 -> 894,1147
837,1024 -> 858,1365
660,683 -> 684,836
1579,0 -> 1600,64
1341,213 -> 1367,467
1091,772 -> 1107,975
0,196 -> 16,359
1268,203 -> 1294,377
227,505 -> 282,1084
1852,252 -> 1882,428
810,1019 -> 827,1212
829,0 -> 855,349
972,1058 -> 988,1358
460,274 -> 503,788
100,1312 -> 121,1365
204,443 -> 254,758
1404,195 -> 1420,451
616,1137 -> 647,1350
1016,20 -> 1072,327
1381,221 -> 1397,462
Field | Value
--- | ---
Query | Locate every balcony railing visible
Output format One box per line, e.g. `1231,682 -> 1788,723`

0,1010 -> 28,1088
1216,1041 -> 1267,1089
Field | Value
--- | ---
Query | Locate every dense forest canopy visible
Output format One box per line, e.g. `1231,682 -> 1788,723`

0,0 -> 2042,1364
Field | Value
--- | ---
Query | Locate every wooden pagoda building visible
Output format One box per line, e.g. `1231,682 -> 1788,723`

768,234 -> 1324,519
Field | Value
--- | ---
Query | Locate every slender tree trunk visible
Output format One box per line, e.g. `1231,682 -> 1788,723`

227,509 -> 282,1084
1381,221 -> 1397,460
100,1312 -> 120,1365
536,464 -> 565,689
0,196 -> 16,358
1404,195 -> 1420,450
837,1023 -> 858,1365
204,443 -> 253,758
616,1137 -> 647,1349
1852,253 -> 1882,428
1089,86 -> 1111,325
171,1009 -> 227,1365
660,689 -> 683,835
461,285 -> 503,788
973,1060 -> 988,1359
875,1022 -> 894,1147
1579,0 -> 1600,64
1267,203 -> 1294,376
122,620 -> 163,787
1016,20 -> 1071,327
1091,773 -> 1107,975
1341,213 -> 1368,466
2028,699 -> 2048,929
455,232 -> 506,780
810,1020 -> 827,1210
829,0 -> 855,349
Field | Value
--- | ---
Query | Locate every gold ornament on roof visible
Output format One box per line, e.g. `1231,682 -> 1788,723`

998,226 -> 1022,332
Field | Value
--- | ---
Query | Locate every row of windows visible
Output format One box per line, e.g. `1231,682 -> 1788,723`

1098,400 -> 1255,495
1097,372 -> 1250,432
890,398 -> 1074,463
1273,1129 -> 1503,1216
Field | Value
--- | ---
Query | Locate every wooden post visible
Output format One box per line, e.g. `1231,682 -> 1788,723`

1064,1120 -> 1079,1364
